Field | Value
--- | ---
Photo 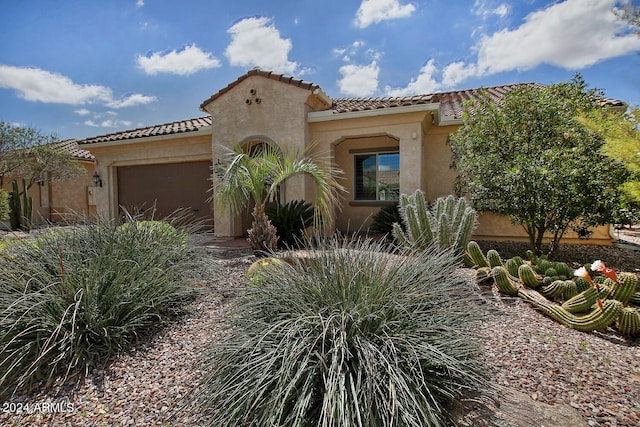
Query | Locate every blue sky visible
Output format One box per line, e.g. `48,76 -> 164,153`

1,0 -> 639,140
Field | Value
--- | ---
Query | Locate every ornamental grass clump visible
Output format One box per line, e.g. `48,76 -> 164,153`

196,239 -> 490,427
0,219 -> 203,397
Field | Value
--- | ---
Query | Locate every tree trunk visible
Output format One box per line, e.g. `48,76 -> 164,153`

247,204 -> 279,256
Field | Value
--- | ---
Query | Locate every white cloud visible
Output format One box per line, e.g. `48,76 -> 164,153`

137,44 -> 221,76
0,65 -> 112,104
106,93 -> 156,108
337,61 -> 380,96
74,108 -> 91,116
387,0 -> 640,96
225,17 -> 298,74
334,40 -> 382,66
476,0 -> 640,74
385,60 -> 440,96
136,0 -> 144,7
0,65 -> 156,108
473,0 -> 509,19
354,0 -> 416,28
441,61 -> 478,87
85,119 -> 133,128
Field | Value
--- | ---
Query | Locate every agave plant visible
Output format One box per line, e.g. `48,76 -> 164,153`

212,143 -> 344,253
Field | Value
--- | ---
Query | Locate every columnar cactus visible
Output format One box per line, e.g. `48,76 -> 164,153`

8,179 -> 32,232
393,191 -> 477,257
492,266 -> 520,296
475,249 -> 639,336
616,307 -> 640,336
605,272 -> 637,305
561,287 -> 598,314
466,241 -> 489,268
519,289 -> 623,333
518,264 -> 542,288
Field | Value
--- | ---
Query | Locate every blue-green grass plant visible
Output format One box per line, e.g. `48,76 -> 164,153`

0,219 -> 204,397
195,238 -> 490,427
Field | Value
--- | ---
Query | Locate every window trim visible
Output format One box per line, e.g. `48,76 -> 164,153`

353,150 -> 400,203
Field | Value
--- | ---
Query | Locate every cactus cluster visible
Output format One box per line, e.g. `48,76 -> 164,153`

8,179 -> 33,232
393,191 -> 476,257
466,241 -> 640,336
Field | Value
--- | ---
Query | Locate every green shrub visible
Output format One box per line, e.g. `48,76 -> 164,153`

195,239 -> 489,426
0,219 -> 203,396
369,203 -> 402,235
265,200 -> 315,248
0,190 -> 9,221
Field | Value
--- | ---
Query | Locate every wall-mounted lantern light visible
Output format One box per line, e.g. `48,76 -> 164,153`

92,171 -> 103,188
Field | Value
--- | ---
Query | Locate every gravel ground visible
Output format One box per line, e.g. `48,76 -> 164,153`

0,239 -> 638,426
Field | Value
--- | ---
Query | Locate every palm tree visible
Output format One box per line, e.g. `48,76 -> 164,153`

213,143 -> 344,253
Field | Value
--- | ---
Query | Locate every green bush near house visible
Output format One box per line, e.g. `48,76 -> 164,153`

196,239 -> 490,427
369,202 -> 402,235
0,219 -> 204,396
265,200 -> 315,248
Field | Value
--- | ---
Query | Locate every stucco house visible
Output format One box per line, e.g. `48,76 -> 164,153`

1,139 -> 96,226
76,69 -> 622,244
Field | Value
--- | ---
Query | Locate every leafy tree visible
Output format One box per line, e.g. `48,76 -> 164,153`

449,77 -> 629,256
213,143 -> 344,253
0,121 -> 85,189
1,121 -> 85,229
580,107 -> 640,225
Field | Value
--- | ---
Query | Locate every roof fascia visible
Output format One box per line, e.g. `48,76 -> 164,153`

438,116 -> 463,126
308,103 -> 440,123
81,126 -> 212,149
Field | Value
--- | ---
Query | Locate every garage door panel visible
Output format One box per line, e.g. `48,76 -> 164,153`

117,161 -> 212,227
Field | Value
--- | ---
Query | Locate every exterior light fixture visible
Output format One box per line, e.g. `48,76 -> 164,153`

92,171 -> 103,188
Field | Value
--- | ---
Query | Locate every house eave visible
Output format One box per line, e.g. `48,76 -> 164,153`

437,116 -> 463,126
80,126 -> 212,149
308,103 -> 441,123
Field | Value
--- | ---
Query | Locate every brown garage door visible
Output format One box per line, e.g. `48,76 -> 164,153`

117,161 -> 212,227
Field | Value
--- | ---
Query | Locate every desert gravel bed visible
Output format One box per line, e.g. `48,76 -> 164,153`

0,242 -> 638,426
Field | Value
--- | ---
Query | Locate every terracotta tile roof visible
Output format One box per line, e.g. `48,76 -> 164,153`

331,94 -> 437,113
200,68 -> 321,110
331,83 -> 542,120
77,116 -> 212,145
53,139 -> 94,160
332,83 -> 625,120
75,71 -> 627,146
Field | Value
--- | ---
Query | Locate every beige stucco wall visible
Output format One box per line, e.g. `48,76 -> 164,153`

85,132 -> 212,221
202,75 -> 327,236
310,109 -> 432,233
48,162 -> 96,222
310,109 -> 611,245
76,74 -> 613,246
1,160 -> 94,225
474,211 -> 612,245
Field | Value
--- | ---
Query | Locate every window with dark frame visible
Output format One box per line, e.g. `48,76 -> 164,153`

354,151 -> 400,201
